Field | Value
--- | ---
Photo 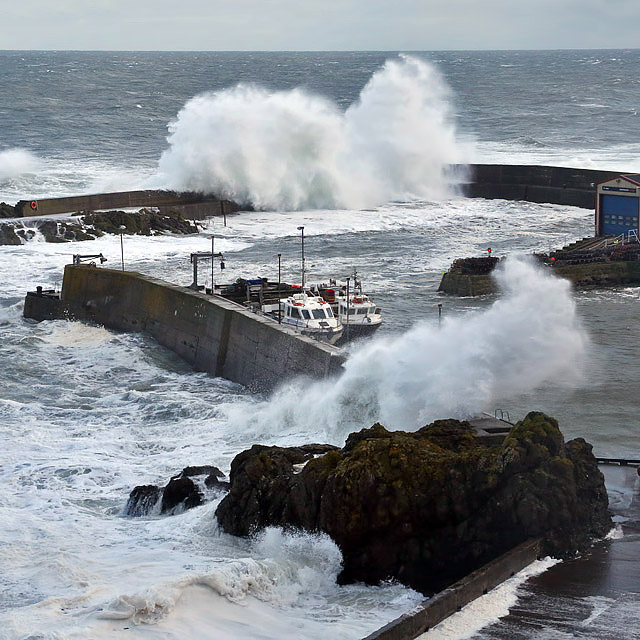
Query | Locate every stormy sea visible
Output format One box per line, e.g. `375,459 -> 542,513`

1,50 -> 639,639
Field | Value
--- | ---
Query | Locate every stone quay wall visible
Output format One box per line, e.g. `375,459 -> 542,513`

15,190 -> 243,220
463,164 -> 625,209
25,265 -> 344,392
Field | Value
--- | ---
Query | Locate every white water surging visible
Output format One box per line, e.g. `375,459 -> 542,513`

153,56 -> 471,210
225,257 -> 589,442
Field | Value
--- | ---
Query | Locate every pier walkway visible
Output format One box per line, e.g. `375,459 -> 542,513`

472,464 -> 640,639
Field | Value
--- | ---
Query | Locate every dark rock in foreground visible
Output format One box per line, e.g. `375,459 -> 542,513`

215,413 -> 611,594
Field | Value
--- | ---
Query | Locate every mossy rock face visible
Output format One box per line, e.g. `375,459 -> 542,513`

0,202 -> 16,219
0,222 -> 22,245
215,413 -> 612,594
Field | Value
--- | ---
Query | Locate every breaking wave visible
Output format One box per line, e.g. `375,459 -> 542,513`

225,256 -> 589,441
0,148 -> 41,181
152,55 -> 471,210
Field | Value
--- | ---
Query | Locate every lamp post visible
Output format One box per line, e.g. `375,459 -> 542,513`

277,253 -> 282,323
297,226 -> 305,291
119,225 -> 126,271
211,234 -> 216,295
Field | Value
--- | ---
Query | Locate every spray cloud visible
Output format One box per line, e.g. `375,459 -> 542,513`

0,148 -> 41,181
225,257 -> 588,443
153,56 -> 470,210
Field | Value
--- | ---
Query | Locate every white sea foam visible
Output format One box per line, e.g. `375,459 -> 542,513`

418,557 -> 560,640
151,56 -> 471,210
0,148 -> 41,181
224,255 -> 589,441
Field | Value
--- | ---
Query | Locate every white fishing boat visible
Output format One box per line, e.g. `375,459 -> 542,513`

334,289 -> 382,339
263,292 -> 343,344
311,271 -> 382,340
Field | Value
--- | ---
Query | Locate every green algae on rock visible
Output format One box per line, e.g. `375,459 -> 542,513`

215,412 -> 612,595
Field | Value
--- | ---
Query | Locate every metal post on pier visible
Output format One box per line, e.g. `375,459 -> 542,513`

297,226 -> 305,291
277,253 -> 282,324
345,276 -> 350,341
119,225 -> 126,271
438,303 -> 442,328
211,234 -> 215,294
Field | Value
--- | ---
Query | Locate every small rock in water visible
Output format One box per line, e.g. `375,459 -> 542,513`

124,484 -> 162,516
161,476 -> 203,514
125,465 -> 228,517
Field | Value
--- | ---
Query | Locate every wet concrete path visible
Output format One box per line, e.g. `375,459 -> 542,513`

475,465 -> 640,639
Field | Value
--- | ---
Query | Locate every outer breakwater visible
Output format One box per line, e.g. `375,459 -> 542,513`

13,190 -> 243,220
464,164 -> 624,210
24,265 -> 344,392
8,164 -> 626,222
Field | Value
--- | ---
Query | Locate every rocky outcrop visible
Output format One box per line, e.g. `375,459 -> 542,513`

215,413 -> 611,594
0,202 -> 15,219
0,223 -> 21,245
124,465 -> 228,517
81,209 -> 198,236
0,209 -> 200,245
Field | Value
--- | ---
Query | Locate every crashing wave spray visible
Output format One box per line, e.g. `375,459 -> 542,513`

225,256 -> 588,442
0,148 -> 41,181
152,56 -> 470,210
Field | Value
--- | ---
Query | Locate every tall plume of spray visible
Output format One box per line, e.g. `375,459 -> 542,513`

153,56 -> 470,210
225,257 -> 589,444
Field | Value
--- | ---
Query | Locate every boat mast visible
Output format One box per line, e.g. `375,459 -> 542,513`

297,226 -> 306,291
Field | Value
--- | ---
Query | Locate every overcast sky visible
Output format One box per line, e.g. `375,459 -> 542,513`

3,0 -> 640,51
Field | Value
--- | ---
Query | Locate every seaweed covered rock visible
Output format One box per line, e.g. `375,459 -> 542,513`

215,412 -> 611,594
81,209 -> 198,235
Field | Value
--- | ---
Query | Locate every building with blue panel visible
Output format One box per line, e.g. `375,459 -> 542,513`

596,174 -> 640,237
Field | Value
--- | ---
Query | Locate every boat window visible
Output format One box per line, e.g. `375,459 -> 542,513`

326,308 -> 334,318
293,308 -> 303,319
302,309 -> 311,320
312,309 -> 326,319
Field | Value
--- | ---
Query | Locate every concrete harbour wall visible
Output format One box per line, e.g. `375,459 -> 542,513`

464,164 -> 625,209
363,538 -> 542,640
13,164 -> 629,221
25,265 -> 344,392
15,190 -> 243,219
439,260 -> 640,296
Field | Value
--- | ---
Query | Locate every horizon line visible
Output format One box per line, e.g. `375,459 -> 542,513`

1,47 -> 639,54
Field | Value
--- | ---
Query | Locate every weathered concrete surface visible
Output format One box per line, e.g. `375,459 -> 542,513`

439,261 -> 640,296
363,539 -> 542,640
466,464 -> 640,640
24,265 -> 345,392
464,165 -> 626,209
15,190 -> 243,219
